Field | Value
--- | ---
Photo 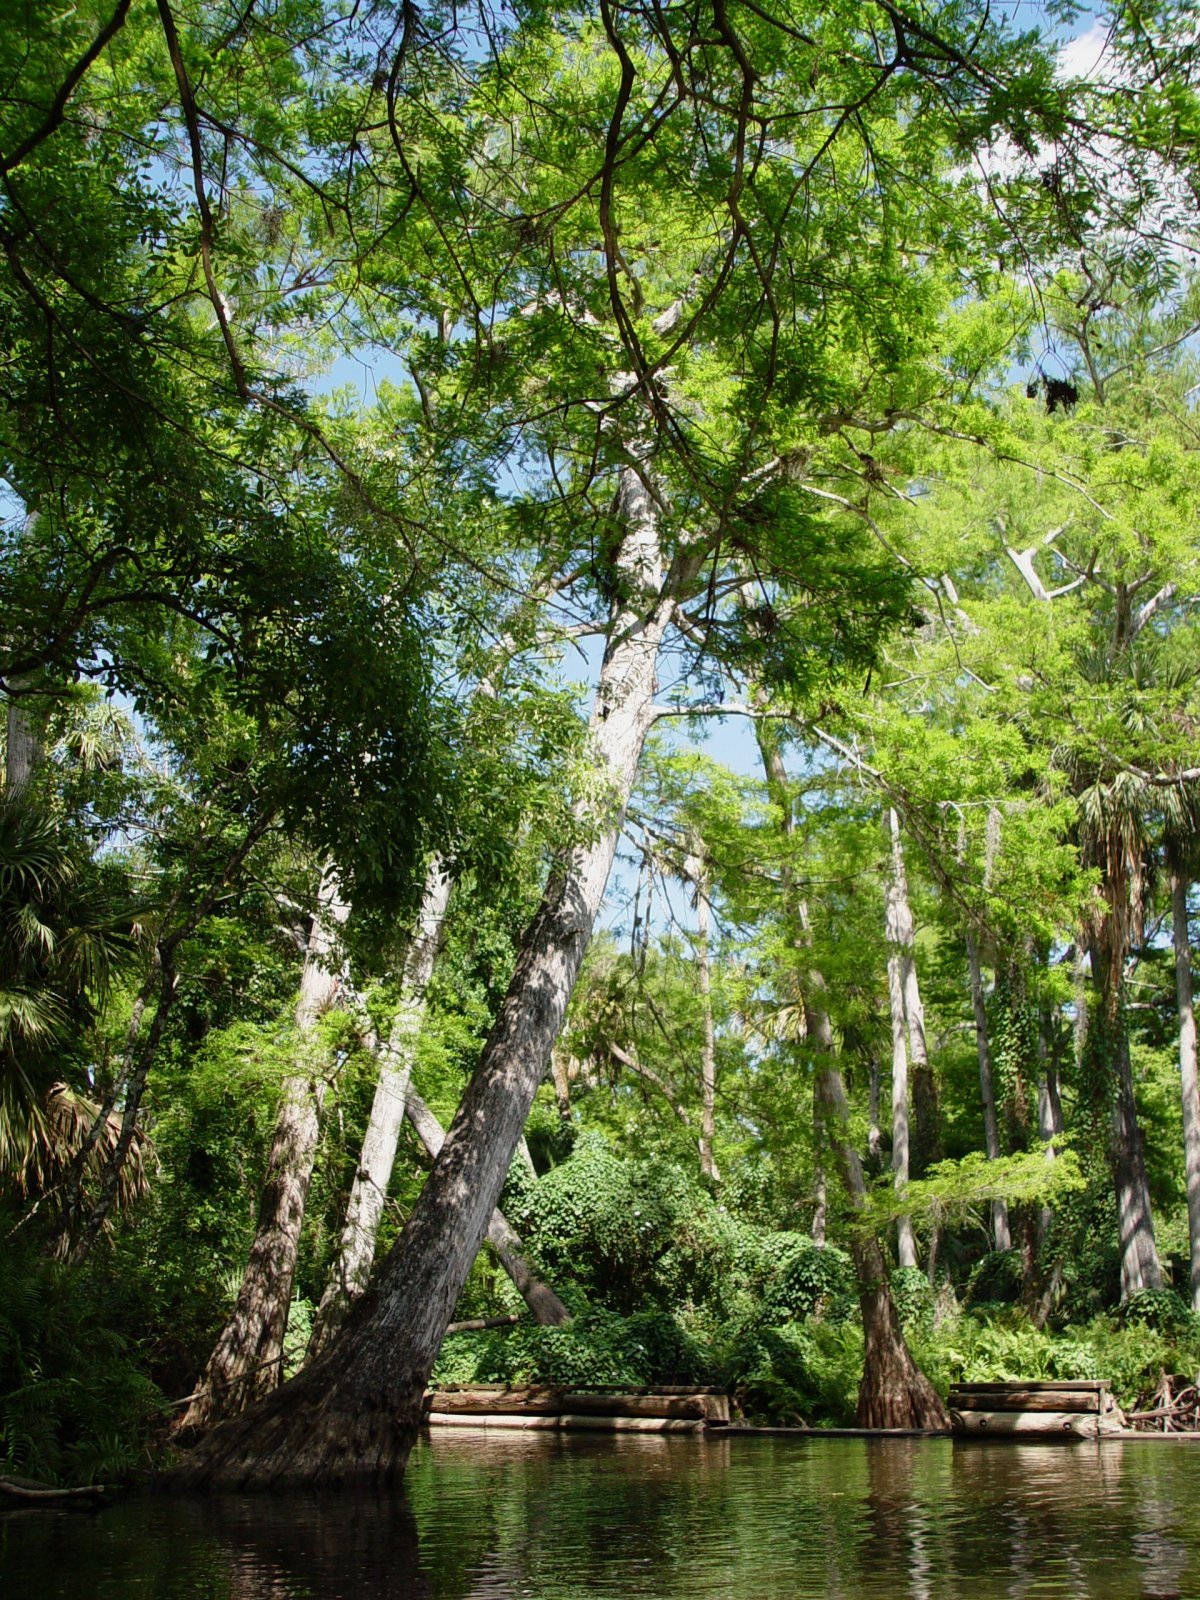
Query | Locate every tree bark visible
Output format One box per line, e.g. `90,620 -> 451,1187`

966,933 -> 1011,1251
403,1089 -> 570,1327
180,867 -> 349,1434
1113,1028 -> 1164,1298
687,848 -> 719,1182
1171,865 -> 1200,1312
808,987 -> 947,1430
888,809 -> 941,1172
885,879 -> 918,1270
172,460 -> 680,1487
755,732 -> 942,1425
4,679 -> 39,794
308,860 -> 453,1357
1085,939 -> 1164,1302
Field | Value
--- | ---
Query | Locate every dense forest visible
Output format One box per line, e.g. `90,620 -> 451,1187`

3,0 -> 1200,1490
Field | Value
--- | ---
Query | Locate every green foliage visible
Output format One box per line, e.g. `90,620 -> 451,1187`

434,1307 -> 711,1390
720,1321 -> 863,1429
0,1223 -> 163,1486
513,1138 -> 741,1317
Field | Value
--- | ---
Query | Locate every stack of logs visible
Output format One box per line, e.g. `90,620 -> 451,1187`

1126,1372 -> 1200,1433
424,1384 -> 730,1433
948,1380 -> 1125,1438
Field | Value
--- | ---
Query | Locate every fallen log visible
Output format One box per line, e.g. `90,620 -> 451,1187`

0,1476 -> 112,1507
443,1314 -> 522,1335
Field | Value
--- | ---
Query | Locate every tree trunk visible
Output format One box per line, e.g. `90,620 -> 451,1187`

688,848 -> 719,1182
180,868 -> 349,1434
1088,941 -> 1164,1302
966,933 -> 1011,1251
885,894 -> 918,1269
4,680 -> 39,794
549,1045 -> 573,1122
1113,1028 -> 1164,1298
888,809 -> 941,1172
308,861 -> 453,1357
1171,865 -> 1200,1312
403,1089 -> 570,1327
172,461 -> 678,1487
755,732 -> 941,1425
808,989 -> 947,1430
868,1050 -> 882,1164
811,1135 -> 827,1248
66,947 -> 177,1265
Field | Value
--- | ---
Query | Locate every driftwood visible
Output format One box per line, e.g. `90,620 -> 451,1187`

1128,1373 -> 1200,1433
443,1314 -> 523,1335
0,1476 -> 112,1507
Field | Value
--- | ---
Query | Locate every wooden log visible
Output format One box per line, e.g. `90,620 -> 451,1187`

424,1412 -> 707,1433
443,1314 -> 522,1335
948,1380 -> 1108,1393
561,1392 -> 707,1420
425,1387 -> 562,1415
951,1409 -> 1099,1438
949,1391 -> 1100,1414
0,1476 -> 111,1505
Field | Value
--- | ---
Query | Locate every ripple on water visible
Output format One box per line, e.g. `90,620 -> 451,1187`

1,1433 -> 1198,1600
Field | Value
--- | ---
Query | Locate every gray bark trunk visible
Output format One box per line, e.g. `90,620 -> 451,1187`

180,867 -> 348,1434
966,933 -> 1011,1251
755,734 -> 940,1422
688,850 -> 718,1182
4,681 -> 39,794
806,976 -> 946,1429
888,810 -> 940,1171
886,881 -> 918,1269
1171,866 -> 1200,1312
174,459 -> 679,1487
1113,1035 -> 1165,1298
308,860 -> 453,1357
403,1089 -> 570,1327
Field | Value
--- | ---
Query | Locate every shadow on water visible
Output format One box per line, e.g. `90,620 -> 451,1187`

2,1433 -> 1199,1599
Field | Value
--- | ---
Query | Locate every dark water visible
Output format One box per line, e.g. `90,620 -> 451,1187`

3,1433 -> 1199,1599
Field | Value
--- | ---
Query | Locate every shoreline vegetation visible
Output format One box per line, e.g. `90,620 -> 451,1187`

4,0 -> 1200,1492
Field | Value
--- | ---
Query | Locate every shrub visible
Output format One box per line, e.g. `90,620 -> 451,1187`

0,1227 -> 164,1485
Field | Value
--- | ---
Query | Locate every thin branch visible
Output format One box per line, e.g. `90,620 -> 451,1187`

0,0 -> 135,176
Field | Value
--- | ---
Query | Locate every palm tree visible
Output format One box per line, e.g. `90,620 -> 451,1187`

0,791 -> 138,1211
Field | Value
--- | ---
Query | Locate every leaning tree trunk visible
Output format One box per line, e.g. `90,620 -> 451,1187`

180,868 -> 349,1434
1171,864 -> 1200,1312
403,1089 -> 570,1327
308,860 -> 454,1357
172,460 -> 679,1488
966,933 -> 1011,1252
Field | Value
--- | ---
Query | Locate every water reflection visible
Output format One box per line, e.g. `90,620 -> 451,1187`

1,1434 -> 1198,1599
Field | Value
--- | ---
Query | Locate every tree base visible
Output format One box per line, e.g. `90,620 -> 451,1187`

853,1240 -> 950,1431
168,1356 -> 423,1492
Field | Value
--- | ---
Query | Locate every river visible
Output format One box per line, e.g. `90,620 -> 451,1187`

3,1432 -> 1199,1598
